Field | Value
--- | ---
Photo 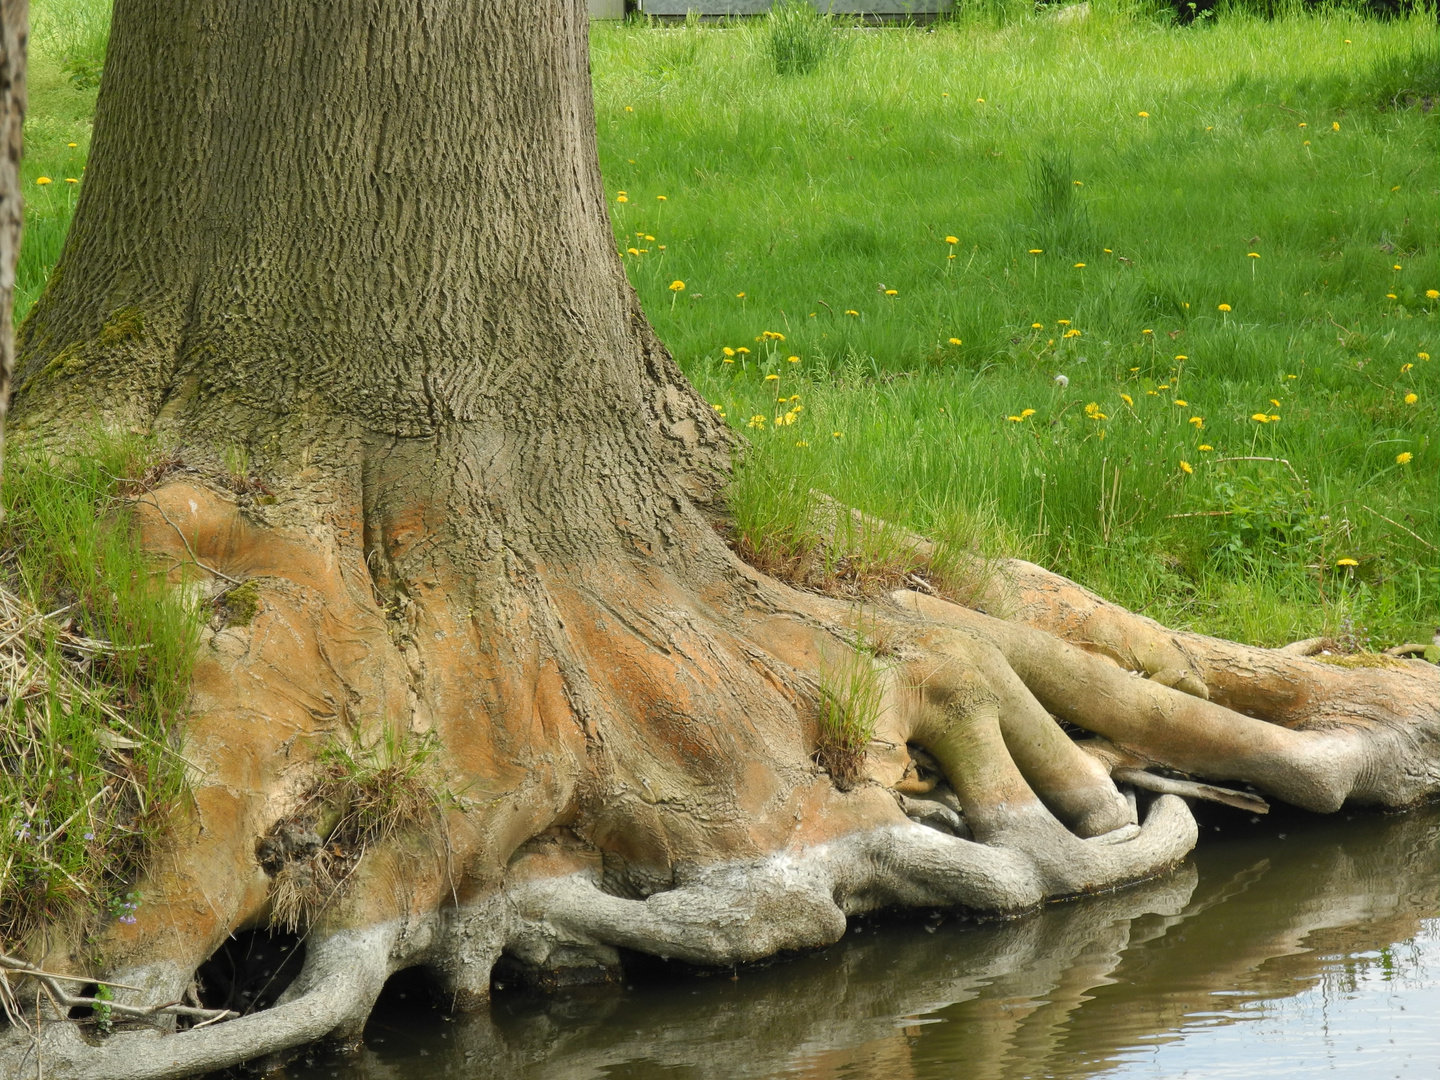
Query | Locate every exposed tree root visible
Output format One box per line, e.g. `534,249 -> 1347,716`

1,471 -> 1432,1077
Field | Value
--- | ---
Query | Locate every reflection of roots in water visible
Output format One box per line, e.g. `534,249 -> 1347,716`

330,806 -> 1439,1080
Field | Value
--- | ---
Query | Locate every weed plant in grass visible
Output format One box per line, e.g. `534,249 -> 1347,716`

0,439 -> 197,952
592,6 -> 1437,646
764,0 -> 844,76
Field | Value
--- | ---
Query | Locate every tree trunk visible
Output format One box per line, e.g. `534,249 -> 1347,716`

3,2 -> 1435,1076
0,0 -> 23,498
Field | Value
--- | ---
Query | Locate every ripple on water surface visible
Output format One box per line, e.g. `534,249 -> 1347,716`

273,803 -> 1440,1080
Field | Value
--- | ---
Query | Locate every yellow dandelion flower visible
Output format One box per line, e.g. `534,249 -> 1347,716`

1332,121 -> 1339,131
1401,362 -> 1413,373
656,195 -> 668,201
764,373 -> 779,381
1189,417 -> 1203,427
1248,252 -> 1260,258
1138,111 -> 1150,118
945,236 -> 959,245
1217,303 -> 1231,312
627,247 -> 640,256
1405,393 -> 1418,404
787,355 -> 800,363
625,106 -> 634,112
1032,323 -> 1043,329
1175,355 -> 1187,361
1158,384 -> 1171,390
1179,461 -> 1193,474
723,357 -> 734,364
1063,329 -> 1081,338
1020,408 -> 1036,418
1427,290 -> 1439,299
644,235 -> 654,241
737,292 -> 746,299
1120,393 -> 1134,406
948,337 -> 962,346
884,289 -> 898,296
736,347 -> 750,354
616,195 -> 628,203
35,176 -> 51,185
669,280 -> 685,292
1420,353 -> 1431,361
1074,262 -> 1086,268
976,98 -> 985,103
1174,399 -> 1188,406
1269,414 -> 1281,422
1007,415 -> 1023,423
67,142 -> 77,147
845,309 -> 859,316
1057,319 -> 1071,326
747,415 -> 766,429
832,431 -> 843,439
1142,329 -> 1153,335
1198,444 -> 1213,451
1387,293 -> 1398,300
722,347 -> 735,357
1028,249 -> 1043,255
795,440 -> 809,447
1393,265 -> 1403,271
1252,413 -> 1270,423
1336,558 -> 1358,567
65,178 -> 78,184
1396,452 -> 1413,464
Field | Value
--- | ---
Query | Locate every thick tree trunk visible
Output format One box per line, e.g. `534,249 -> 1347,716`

2,2 -> 1434,1076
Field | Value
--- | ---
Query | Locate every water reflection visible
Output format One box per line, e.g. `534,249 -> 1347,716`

282,804 -> 1439,1080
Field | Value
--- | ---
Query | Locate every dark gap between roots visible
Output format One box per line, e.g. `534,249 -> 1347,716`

359,966 -> 453,1054
195,927 -> 305,1015
66,982 -> 101,1023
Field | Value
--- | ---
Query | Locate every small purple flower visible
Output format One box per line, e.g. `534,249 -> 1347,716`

83,832 -> 95,841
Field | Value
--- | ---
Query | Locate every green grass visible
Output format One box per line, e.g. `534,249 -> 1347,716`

17,0 -> 105,319
0,438 -> 198,951
592,6 -> 1438,647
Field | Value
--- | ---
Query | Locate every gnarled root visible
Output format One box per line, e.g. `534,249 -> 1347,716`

1,469 -> 1433,1079
894,587 -> 1440,812
2,926 -> 393,1080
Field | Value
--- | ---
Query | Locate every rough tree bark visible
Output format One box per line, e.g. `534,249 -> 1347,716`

1,1 -> 1435,1076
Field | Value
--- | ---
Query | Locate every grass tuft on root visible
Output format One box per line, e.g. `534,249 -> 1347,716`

814,634 -> 890,790
261,728 -> 449,932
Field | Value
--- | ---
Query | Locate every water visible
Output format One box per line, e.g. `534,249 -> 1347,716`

283,803 -> 1439,1080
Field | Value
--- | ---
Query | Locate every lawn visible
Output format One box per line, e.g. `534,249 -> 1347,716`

589,6 -> 1438,647
17,1 -> 1439,647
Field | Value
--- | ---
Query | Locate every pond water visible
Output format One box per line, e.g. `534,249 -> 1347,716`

281,802 -> 1439,1080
